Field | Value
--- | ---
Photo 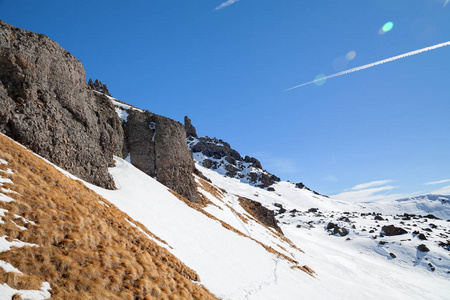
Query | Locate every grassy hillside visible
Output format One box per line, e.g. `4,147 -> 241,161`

0,133 -> 218,299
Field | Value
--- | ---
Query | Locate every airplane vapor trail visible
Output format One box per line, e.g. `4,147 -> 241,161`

285,41 -> 450,91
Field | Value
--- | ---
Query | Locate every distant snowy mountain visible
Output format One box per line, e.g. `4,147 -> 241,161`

364,194 -> 450,220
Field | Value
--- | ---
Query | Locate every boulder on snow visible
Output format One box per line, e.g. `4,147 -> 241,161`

374,215 -> 384,221
327,222 -> 336,230
418,244 -> 430,252
418,233 -> 427,240
333,227 -> 348,237
382,225 -> 407,236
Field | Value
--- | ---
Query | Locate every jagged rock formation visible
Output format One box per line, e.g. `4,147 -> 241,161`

184,116 -> 281,188
116,107 -> 199,203
184,116 -> 197,138
88,78 -> 111,96
0,20 -> 122,189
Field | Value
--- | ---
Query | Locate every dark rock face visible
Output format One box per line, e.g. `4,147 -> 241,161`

0,20 -> 123,189
239,197 -> 283,234
382,225 -> 408,236
124,111 -> 199,202
184,117 -> 281,189
184,116 -> 197,138
88,78 -> 111,96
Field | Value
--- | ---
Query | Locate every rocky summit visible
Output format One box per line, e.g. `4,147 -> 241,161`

184,116 -> 281,189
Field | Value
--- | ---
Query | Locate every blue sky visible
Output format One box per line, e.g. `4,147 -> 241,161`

1,0 -> 449,201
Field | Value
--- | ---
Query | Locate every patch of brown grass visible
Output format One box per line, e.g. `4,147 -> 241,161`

0,134 -> 218,299
195,176 -> 225,206
291,265 -> 315,276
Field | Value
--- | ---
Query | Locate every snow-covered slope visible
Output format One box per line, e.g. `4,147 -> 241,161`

89,159 -> 449,299
89,158 -> 321,300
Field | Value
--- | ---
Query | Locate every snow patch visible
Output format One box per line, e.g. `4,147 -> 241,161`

0,281 -> 51,300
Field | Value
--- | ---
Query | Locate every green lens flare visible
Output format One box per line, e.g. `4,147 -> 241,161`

382,22 -> 394,32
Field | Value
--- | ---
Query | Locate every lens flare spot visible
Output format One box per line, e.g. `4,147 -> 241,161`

345,51 -> 357,61
383,22 -> 394,31
379,21 -> 394,35
314,74 -> 327,86
445,0 -> 449,7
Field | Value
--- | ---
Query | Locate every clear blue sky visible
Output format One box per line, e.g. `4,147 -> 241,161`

1,0 -> 449,201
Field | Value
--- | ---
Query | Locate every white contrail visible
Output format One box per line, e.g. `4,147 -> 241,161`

215,0 -> 240,10
285,41 -> 450,91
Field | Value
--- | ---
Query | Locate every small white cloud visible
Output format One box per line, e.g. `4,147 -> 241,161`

349,180 -> 394,191
215,0 -> 240,10
431,185 -> 450,195
333,185 -> 400,203
424,179 -> 450,185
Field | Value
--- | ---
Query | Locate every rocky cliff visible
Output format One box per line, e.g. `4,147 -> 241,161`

122,108 -> 199,202
0,20 -> 199,202
0,20 -> 122,189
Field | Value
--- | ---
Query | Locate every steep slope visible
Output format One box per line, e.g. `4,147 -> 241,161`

88,159 -> 323,300
0,133 -> 217,299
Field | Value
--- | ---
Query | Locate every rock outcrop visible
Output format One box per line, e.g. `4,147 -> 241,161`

0,20 -> 123,189
184,117 -> 281,189
184,116 -> 197,138
119,109 -> 199,203
239,197 -> 283,234
88,78 -> 111,96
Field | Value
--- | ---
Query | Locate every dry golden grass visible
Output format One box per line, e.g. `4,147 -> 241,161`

195,177 -> 225,202
0,134 -> 218,299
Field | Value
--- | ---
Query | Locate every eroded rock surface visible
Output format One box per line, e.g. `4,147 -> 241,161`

122,109 -> 199,202
0,20 -> 123,189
